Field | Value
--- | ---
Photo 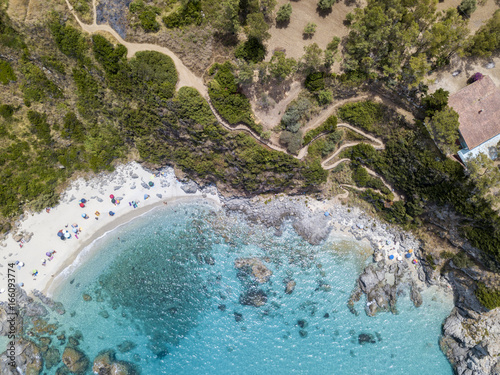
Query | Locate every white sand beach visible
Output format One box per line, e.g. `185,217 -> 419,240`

0,162 -> 220,303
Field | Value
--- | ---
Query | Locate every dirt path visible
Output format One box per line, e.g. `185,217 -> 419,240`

64,0 -> 207,94
64,0 -> 400,199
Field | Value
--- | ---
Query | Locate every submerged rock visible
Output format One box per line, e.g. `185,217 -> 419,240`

285,280 -> 296,294
62,346 -> 90,374
44,347 -> 61,370
358,333 -> 376,345
234,312 -> 244,322
117,340 -> 137,353
235,258 -> 272,283
239,288 -> 268,307
297,319 -> 308,329
0,339 -> 43,375
82,294 -> 92,302
299,330 -> 308,338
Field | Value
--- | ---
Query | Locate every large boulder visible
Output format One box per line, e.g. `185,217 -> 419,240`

0,339 -> 43,375
235,258 -> 272,283
62,346 -> 89,374
92,351 -> 113,374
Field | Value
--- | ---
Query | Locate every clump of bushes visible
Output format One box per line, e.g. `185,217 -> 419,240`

0,60 -> 16,84
307,130 -> 341,158
475,282 -> 500,310
162,1 -> 202,29
281,96 -> 313,133
276,3 -> 292,24
303,115 -> 337,145
27,110 -> 52,144
48,17 -> 88,61
234,38 -> 266,63
279,130 -> 302,155
208,62 -> 262,134
464,10 -> 500,57
20,60 -> 62,104
130,0 -> 161,32
337,101 -> 384,132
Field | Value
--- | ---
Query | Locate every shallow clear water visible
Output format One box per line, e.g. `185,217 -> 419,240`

48,202 -> 454,375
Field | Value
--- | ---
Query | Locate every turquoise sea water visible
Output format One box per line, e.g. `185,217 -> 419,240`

48,201 -> 454,374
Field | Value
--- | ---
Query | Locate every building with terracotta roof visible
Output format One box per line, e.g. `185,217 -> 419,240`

448,75 -> 500,163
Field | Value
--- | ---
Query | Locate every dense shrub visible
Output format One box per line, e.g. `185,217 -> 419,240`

337,101 -> 384,132
208,62 -> 262,134
72,67 -> 102,119
175,87 -> 217,127
62,112 -> 86,141
20,60 -> 62,104
307,130 -> 341,158
279,130 -> 302,154
162,1 -> 202,29
305,71 -> 326,92
130,0 -> 161,32
128,51 -> 178,103
234,37 -> 266,63
48,18 -> 88,61
464,10 -> 500,57
475,282 -> 500,310
303,115 -> 337,145
92,35 -> 127,75
0,60 -> 16,84
281,96 -> 313,133
276,3 -> 292,24
27,111 -> 52,144
0,104 -> 14,119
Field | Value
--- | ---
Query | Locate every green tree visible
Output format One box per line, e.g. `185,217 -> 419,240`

244,13 -> 270,42
318,0 -> 336,11
423,9 -> 468,67
303,22 -> 317,37
422,88 -> 449,117
268,50 -> 296,80
464,10 -> 500,57
300,43 -> 323,74
0,60 -> 16,84
458,0 -> 476,18
465,153 -> 500,205
214,0 -> 240,35
276,3 -> 292,24
235,60 -> 254,85
260,0 -> 277,20
425,106 -> 460,154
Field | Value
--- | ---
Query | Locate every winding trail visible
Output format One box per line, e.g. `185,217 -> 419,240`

64,0 -> 401,199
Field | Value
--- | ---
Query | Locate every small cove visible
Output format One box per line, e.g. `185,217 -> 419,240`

41,202 -> 454,374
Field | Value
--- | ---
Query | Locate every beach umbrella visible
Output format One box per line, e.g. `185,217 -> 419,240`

144,194 -> 149,200
148,181 -> 154,187
405,253 -> 412,258
79,203 -> 85,208
72,227 -> 78,233
57,231 -> 63,237
111,198 -> 116,204
389,255 -> 394,260
46,252 -> 52,257
324,212 -> 330,217
408,249 -> 413,253
109,211 -> 115,216
80,198 -> 87,203
413,259 -> 418,264
19,262 -> 24,267
109,194 -> 114,199
64,231 -> 71,238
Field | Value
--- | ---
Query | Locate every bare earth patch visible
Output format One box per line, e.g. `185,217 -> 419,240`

266,0 -> 364,60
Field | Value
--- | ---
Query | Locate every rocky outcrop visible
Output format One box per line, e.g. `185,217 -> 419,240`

239,288 -> 268,307
181,180 -> 199,194
224,197 -> 332,245
62,346 -> 89,374
92,350 -> 138,375
441,308 -> 500,375
235,258 -> 272,283
0,339 -> 43,375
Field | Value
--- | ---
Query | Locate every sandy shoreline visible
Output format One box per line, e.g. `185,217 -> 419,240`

0,162 -> 220,303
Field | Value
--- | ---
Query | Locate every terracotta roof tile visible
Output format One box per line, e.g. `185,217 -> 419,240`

448,75 -> 500,150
